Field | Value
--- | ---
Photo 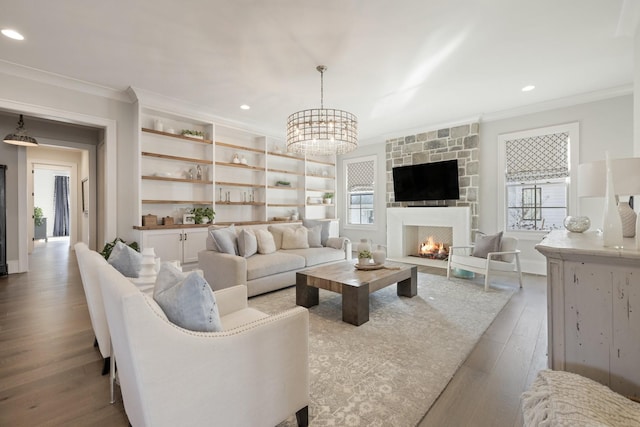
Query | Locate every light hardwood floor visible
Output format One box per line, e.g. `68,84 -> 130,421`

0,240 -> 546,426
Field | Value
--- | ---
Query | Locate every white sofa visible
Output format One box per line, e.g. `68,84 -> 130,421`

98,262 -> 310,427
198,222 -> 351,297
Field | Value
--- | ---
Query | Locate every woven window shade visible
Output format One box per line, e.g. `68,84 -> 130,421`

347,160 -> 374,192
505,132 -> 569,182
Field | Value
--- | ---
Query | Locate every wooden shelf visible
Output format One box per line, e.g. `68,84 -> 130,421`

142,175 -> 213,184
142,200 -> 213,204
307,203 -> 335,206
306,158 -> 335,166
142,152 -> 213,165
216,141 -> 264,154
269,203 -> 305,207
268,168 -> 304,176
215,162 -> 265,171
268,185 -> 299,190
215,220 -> 303,226
133,224 -> 211,230
268,151 -> 304,161
307,173 -> 335,179
142,127 -> 212,144
216,201 -> 265,206
216,181 -> 264,188
306,188 -> 333,193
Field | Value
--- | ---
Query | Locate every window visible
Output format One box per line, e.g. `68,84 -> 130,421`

498,123 -> 578,233
344,156 -> 376,226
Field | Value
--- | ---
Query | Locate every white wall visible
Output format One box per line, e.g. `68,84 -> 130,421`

480,94 -> 634,274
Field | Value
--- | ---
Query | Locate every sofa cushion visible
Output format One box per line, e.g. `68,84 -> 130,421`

303,219 -> 331,246
153,263 -> 222,332
246,252 -> 306,281
108,241 -> 142,278
283,247 -> 345,267
206,224 -> 231,251
306,225 -> 322,248
451,253 -> 516,272
237,229 -> 258,258
268,224 -> 299,250
255,229 -> 277,254
281,226 -> 309,250
472,231 -> 503,259
211,225 -> 238,255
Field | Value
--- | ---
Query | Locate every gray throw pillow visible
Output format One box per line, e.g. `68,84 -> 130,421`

306,225 -> 322,248
472,231 -> 503,259
237,229 -> 258,258
211,225 -> 238,255
153,262 -> 222,332
107,241 -> 142,278
302,219 -> 331,246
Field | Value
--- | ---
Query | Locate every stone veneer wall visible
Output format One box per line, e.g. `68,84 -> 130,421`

385,122 -> 480,231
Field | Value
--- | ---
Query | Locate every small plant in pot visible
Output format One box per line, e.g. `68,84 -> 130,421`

323,192 -> 334,204
358,249 -> 372,265
33,207 -> 44,226
189,207 -> 215,224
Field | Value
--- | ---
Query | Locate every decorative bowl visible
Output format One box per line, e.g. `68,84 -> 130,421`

563,216 -> 591,233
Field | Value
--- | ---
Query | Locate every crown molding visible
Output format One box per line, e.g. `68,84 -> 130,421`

480,84 -> 633,123
0,60 -> 131,103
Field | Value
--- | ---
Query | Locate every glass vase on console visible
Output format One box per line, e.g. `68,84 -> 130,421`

602,152 -> 623,248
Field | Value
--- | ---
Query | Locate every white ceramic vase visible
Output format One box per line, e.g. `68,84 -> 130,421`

603,152 -> 623,248
372,244 -> 386,265
618,201 -> 637,238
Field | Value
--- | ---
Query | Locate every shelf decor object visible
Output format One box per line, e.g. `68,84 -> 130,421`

578,155 -> 640,245
3,114 -> 38,147
286,65 -> 358,155
602,152 -> 623,248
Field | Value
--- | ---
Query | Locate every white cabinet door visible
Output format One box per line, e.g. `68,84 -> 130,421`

142,229 -> 182,264
182,228 -> 208,264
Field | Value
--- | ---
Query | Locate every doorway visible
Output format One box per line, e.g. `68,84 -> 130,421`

33,165 -> 72,250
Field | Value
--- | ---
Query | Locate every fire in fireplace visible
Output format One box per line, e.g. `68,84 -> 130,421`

417,236 -> 449,260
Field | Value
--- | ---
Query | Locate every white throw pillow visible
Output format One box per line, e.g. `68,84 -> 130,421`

107,241 -> 142,278
303,219 -> 331,246
268,225 -> 296,250
282,226 -> 310,249
255,229 -> 276,254
306,225 -> 322,248
237,229 -> 258,258
153,262 -> 222,332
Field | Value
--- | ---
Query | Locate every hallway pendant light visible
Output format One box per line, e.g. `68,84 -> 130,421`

286,65 -> 358,156
4,114 -> 38,147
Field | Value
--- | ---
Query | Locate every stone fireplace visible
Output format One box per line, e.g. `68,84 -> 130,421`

385,122 -> 480,232
387,207 -> 470,268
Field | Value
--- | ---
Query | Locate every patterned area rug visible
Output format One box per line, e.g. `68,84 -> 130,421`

250,271 -> 515,427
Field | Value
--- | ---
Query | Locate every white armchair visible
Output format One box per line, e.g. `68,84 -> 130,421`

98,262 -> 310,427
74,242 -> 111,375
447,235 -> 523,291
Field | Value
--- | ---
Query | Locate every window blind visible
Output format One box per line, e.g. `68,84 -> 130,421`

505,132 -> 569,182
347,159 -> 374,192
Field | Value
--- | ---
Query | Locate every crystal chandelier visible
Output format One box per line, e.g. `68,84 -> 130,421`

3,114 -> 38,147
286,65 -> 358,156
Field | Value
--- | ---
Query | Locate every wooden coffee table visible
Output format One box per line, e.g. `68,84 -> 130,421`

296,260 -> 417,326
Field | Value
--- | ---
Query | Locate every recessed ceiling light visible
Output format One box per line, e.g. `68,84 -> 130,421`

240,104 -> 250,110
522,85 -> 535,92
2,29 -> 25,41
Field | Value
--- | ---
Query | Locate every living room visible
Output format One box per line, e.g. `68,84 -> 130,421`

2,1 -> 640,426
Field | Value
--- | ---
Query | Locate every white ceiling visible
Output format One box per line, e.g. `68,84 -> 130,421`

0,0 -> 637,142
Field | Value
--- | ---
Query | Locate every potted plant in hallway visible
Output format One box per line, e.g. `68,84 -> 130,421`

33,207 -> 47,241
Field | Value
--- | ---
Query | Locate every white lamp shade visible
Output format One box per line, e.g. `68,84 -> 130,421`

577,157 -> 640,197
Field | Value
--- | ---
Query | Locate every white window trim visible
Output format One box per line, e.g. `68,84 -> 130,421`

497,122 -> 579,240
343,155 -> 377,230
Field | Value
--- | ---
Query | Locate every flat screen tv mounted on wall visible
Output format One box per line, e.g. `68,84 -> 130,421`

392,159 -> 460,202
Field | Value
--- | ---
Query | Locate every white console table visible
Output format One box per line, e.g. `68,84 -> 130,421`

535,230 -> 640,398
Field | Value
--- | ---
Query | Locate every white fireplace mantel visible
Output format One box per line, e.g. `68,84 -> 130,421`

386,207 -> 471,267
